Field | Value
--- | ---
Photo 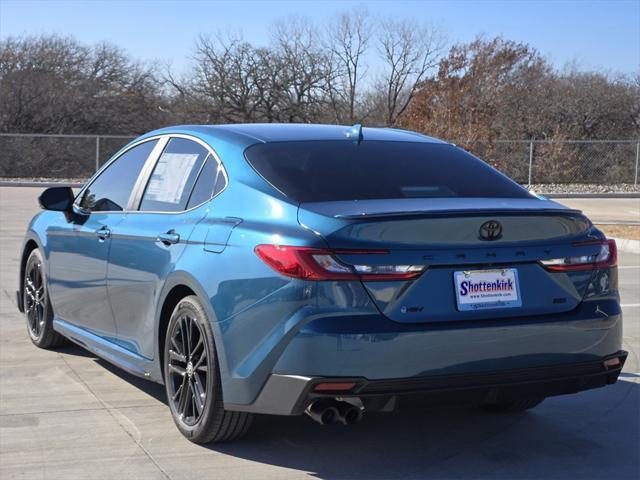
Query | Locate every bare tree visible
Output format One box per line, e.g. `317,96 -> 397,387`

270,17 -> 333,123
187,33 -> 257,123
376,19 -> 446,125
629,74 -> 640,132
175,20 -> 334,124
0,35 -> 166,178
325,9 -> 371,123
0,35 -> 164,134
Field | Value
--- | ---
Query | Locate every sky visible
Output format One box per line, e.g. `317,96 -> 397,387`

1,0 -> 638,75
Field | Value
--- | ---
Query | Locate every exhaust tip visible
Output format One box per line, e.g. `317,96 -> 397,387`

337,404 -> 363,425
344,406 -> 363,425
306,399 -> 365,426
305,401 -> 340,425
320,407 -> 338,425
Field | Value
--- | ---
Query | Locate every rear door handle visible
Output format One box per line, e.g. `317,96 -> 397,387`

157,230 -> 180,245
95,226 -> 111,241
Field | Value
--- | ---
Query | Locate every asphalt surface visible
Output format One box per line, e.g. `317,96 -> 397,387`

558,198 -> 640,224
0,187 -> 638,480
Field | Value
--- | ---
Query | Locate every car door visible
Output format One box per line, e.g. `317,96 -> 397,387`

46,138 -> 161,337
106,136 -> 225,359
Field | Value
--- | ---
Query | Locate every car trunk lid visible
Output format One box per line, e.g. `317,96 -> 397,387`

298,197 -> 597,323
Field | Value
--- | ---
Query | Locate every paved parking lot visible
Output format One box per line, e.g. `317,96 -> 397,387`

558,198 -> 640,224
1,187 -> 638,480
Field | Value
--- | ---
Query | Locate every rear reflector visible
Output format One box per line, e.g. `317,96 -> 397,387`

313,382 -> 356,392
540,239 -> 617,272
254,245 -> 426,281
603,357 -> 621,369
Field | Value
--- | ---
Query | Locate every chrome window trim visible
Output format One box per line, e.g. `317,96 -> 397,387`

73,133 -> 229,215
127,137 -> 170,211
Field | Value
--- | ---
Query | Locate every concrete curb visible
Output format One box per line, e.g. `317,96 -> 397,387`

545,193 -> 640,199
611,237 -> 640,254
0,181 -> 84,188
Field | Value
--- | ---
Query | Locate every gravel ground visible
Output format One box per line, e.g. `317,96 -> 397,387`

529,183 -> 639,194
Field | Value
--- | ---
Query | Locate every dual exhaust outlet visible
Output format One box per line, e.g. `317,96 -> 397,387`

305,399 -> 363,425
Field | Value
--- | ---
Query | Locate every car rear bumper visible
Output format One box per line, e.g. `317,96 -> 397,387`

222,298 -> 623,409
275,298 -> 622,378
227,350 -> 627,415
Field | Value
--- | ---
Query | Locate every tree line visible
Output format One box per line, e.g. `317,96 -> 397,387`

2,10 -> 638,139
0,10 -> 638,181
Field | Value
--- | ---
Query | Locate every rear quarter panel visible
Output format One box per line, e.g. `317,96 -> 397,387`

172,175 -> 324,403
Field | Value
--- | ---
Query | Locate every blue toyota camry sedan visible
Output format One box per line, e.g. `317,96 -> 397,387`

18,124 -> 626,443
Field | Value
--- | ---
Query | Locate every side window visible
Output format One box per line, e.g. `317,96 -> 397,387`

185,155 -> 226,209
213,165 -> 226,195
79,140 -> 158,212
139,138 -> 208,212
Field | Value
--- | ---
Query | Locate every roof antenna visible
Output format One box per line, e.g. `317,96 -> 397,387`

345,124 -> 363,144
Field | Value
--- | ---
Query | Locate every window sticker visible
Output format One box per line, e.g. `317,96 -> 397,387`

145,153 -> 199,204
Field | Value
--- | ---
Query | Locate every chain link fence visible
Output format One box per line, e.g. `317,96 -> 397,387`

0,133 -> 135,180
458,140 -> 639,187
0,133 -> 638,189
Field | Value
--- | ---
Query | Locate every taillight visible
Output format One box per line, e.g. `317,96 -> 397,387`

254,245 -> 426,281
540,239 -> 617,271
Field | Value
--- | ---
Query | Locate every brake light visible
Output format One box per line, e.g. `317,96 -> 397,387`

540,239 -> 617,271
254,245 -> 426,281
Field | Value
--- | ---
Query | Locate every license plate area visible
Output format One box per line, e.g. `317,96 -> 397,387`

454,268 -> 521,311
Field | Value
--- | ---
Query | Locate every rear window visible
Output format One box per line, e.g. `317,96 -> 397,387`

245,141 -> 531,202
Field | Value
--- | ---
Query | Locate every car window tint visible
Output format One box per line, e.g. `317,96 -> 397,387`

185,155 -> 225,209
78,139 -> 157,212
139,138 -> 208,212
245,141 -> 532,202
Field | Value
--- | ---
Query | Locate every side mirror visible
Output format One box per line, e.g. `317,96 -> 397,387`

38,187 -> 75,212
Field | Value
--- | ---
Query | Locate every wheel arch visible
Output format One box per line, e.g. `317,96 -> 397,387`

157,284 -> 196,380
154,271 -> 228,384
18,234 -> 45,306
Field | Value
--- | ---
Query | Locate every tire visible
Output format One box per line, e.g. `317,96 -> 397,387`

23,249 -> 67,349
479,397 -> 545,414
163,295 -> 253,443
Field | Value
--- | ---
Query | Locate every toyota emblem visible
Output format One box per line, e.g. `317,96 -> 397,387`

479,220 -> 503,241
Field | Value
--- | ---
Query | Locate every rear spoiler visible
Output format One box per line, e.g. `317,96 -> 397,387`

300,197 -> 581,220
333,208 -> 585,220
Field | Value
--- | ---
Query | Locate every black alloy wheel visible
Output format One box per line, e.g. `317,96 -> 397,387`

24,257 -> 45,339
23,249 -> 66,348
166,311 -> 209,426
164,295 -> 252,443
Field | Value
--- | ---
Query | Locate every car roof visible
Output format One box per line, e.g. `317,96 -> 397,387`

145,123 -> 448,147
